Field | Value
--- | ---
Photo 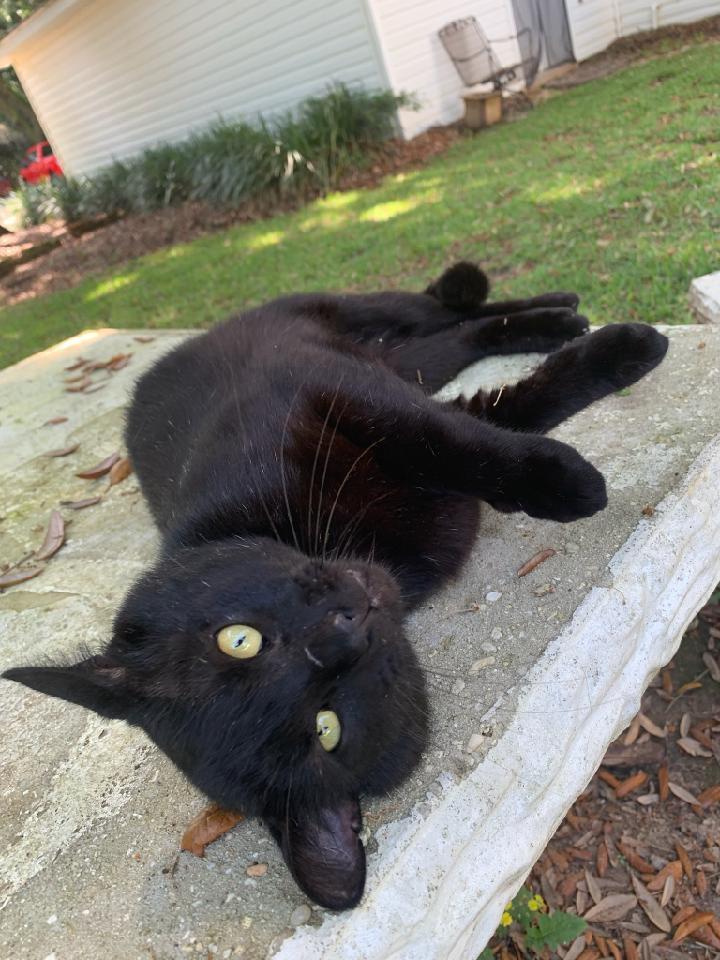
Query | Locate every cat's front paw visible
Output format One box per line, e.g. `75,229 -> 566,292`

578,322 -> 669,388
489,438 -> 607,523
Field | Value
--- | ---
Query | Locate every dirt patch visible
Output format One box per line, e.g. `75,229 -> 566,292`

0,128 -> 460,308
546,16 -> 720,90
500,593 -> 720,960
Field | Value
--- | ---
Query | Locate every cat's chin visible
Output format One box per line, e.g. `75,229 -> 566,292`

264,796 -> 365,910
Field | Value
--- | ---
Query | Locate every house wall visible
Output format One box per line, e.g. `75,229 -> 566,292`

565,0 -> 720,61
9,0 -> 387,175
365,0 -> 521,138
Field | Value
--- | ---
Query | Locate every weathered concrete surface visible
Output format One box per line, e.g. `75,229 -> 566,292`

1,324 -> 719,960
689,269 -> 720,323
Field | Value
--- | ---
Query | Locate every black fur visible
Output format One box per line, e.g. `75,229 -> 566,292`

3,263 -> 668,910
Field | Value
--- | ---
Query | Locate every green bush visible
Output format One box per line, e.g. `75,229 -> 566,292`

14,83 -> 410,227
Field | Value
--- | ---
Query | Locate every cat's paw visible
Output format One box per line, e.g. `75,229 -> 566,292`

488,439 -> 607,523
576,322 -> 669,388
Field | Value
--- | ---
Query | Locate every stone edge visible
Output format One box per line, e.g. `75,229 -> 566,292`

274,432 -> 720,960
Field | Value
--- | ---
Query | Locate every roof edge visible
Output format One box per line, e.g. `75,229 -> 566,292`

0,0 -> 87,67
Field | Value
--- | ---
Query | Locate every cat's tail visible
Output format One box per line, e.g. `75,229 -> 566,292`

425,261 -> 490,314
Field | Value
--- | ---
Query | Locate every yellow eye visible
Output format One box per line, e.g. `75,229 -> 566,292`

316,710 -> 341,752
216,624 -> 263,659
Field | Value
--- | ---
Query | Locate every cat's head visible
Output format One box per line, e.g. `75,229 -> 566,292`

3,536 -> 428,909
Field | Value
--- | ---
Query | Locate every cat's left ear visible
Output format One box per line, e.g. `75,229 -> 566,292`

2,654 -> 133,719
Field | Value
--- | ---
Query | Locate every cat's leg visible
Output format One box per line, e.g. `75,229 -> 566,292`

336,377 -> 607,523
426,261 -> 580,316
379,308 -> 589,392
455,323 -> 669,433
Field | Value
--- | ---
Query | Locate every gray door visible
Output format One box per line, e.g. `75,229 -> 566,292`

511,0 -> 574,85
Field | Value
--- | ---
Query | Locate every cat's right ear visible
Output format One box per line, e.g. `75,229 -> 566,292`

2,653 -> 134,720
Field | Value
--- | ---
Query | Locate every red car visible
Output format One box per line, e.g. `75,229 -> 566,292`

19,140 -> 63,184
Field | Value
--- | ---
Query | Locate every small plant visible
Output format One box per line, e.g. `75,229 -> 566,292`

478,887 -> 586,959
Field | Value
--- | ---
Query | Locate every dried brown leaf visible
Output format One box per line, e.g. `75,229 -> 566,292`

623,936 -> 639,960
698,784 -> 720,806
659,763 -> 669,802
661,669 -> 673,695
35,510 -> 65,561
661,874 -> 674,908
618,842 -> 654,874
43,415 -> 68,425
702,652 -> 720,682
632,875 -> 671,932
584,893 -> 638,922
60,496 -> 102,510
647,862 -> 682,892
44,443 -> 79,458
76,452 -> 120,479
108,456 -> 133,487
675,681 -> 702,696
585,869 -> 602,905
65,377 -> 91,393
673,842 -> 692,880
673,912 -> 716,942
667,782 -> 700,805
679,713 -> 691,738
677,736 -> 712,757
64,356 -> 89,371
596,840 -> 609,878
83,382 -> 108,394
180,804 -> 244,857
638,713 -> 666,738
624,715 -> 641,746
246,862 -> 268,878
133,335 -> 156,343
517,548 -> 556,577
0,565 -> 44,588
615,770 -> 648,798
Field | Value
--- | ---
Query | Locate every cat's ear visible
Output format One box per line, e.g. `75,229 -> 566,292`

2,654 -> 134,719
265,796 -> 366,910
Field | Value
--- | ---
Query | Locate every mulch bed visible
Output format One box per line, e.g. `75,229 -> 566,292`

493,595 -> 720,959
0,128 -> 460,307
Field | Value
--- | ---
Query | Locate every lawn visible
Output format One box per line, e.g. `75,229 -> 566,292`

2,41 -> 719,369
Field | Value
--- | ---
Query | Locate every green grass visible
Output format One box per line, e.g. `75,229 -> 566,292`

2,42 -> 719,368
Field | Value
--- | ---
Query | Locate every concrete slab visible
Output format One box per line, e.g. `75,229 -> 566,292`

1,324 -> 719,960
689,269 -> 720,323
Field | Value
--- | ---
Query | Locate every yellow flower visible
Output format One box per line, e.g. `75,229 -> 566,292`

501,912 -> 513,927
505,902 -> 513,911
528,899 -> 539,912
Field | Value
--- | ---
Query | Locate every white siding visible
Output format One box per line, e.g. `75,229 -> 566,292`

10,0 -> 386,175
566,0 -> 720,62
365,0 -> 521,138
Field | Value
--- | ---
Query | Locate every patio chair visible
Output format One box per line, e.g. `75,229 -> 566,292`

438,16 -> 538,93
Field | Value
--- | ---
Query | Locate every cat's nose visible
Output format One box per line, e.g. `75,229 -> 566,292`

305,611 -> 370,671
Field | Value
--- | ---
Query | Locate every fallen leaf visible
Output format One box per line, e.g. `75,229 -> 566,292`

641,504 -> 655,516
602,741 -> 665,767
180,804 -> 244,857
44,444 -> 79,458
60,496 -> 103,510
673,912 -> 716,942
648,861 -> 682,892
659,763 -> 669,801
677,736 -> 712,758
661,875 -> 674,907
246,862 -> 268,878
635,793 -> 659,805
584,894 -> 637,922
616,770 -> 648,798
638,713 -> 666,738
65,378 -> 92,393
661,669 -> 673,695
632,875 -> 671,932
668,782 -> 700,805
598,769 -> 622,789
702,652 -> 720,682
0,565 -> 44,588
83,382 -> 108,394
673,906 -> 697,926
35,510 -> 65,561
698,784 -> 720,806
617,841 -> 654,874
76,452 -> 120,479
517,548 -> 556,577
43,416 -> 68,425
133,335 -> 155,343
679,713 -> 691,738
676,681 -> 702,696
64,357 -> 89,371
108,456 -> 133,487
596,840 -> 609,877
674,842 -> 692,880
623,936 -> 639,960
585,870 -> 602,905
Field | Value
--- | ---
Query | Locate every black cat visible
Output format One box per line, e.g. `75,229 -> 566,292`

3,263 -> 668,910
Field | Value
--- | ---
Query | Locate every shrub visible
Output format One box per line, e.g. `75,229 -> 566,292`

14,83 -> 411,226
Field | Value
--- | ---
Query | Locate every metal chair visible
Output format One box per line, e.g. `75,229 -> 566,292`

438,17 -> 538,92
